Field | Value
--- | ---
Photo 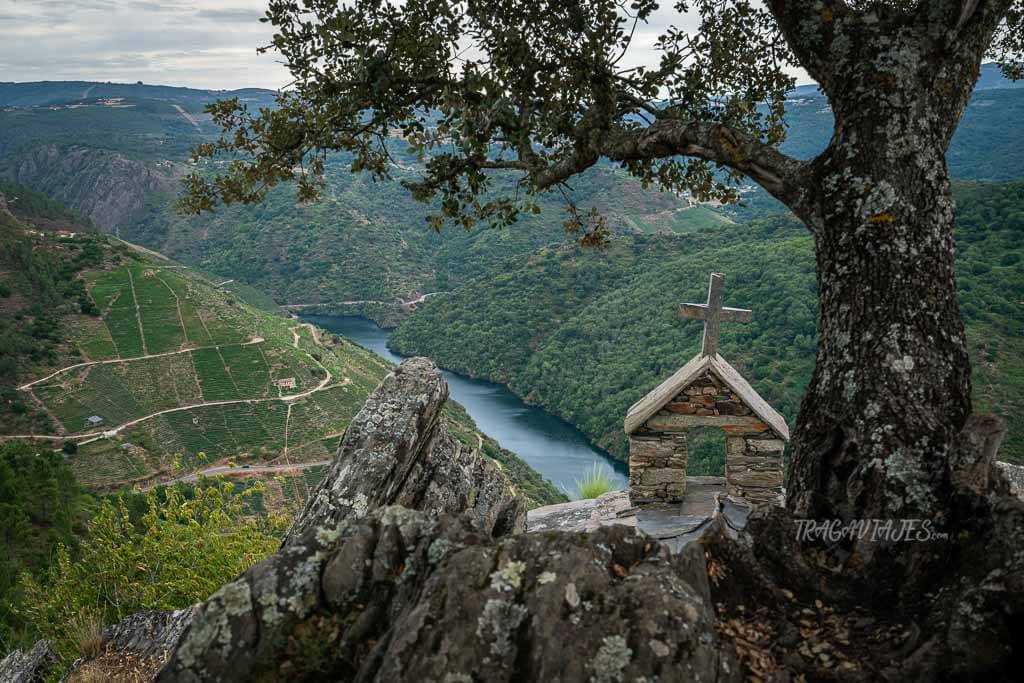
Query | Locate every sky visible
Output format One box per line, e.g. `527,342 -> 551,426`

0,1 -> 286,89
0,1 -> 806,91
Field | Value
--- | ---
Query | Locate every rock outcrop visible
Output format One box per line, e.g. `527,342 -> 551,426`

286,356 -> 526,543
0,639 -> 56,682
158,506 -> 737,682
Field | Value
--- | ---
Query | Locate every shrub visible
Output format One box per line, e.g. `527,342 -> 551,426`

575,464 -> 615,499
17,482 -> 285,666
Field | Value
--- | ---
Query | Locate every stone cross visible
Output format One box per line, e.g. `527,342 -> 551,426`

678,273 -> 752,357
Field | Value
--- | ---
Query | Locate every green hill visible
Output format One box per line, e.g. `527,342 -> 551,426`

0,205 -> 564,507
1,81 -> 1023,319
0,81 -> 276,109
390,181 -> 1024,467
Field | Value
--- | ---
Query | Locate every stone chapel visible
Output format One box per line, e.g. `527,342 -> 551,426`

624,273 -> 789,507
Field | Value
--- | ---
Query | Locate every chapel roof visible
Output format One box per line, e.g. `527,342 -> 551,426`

624,353 -> 790,440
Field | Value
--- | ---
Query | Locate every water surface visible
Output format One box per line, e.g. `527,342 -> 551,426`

305,315 -> 629,499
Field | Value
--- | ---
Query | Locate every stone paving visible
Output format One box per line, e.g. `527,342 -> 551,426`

527,476 -> 751,552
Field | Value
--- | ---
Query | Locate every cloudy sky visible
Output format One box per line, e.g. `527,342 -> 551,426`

0,1 -> 803,90
0,1 -> 287,89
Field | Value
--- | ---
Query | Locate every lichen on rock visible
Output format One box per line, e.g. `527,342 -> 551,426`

286,357 -> 527,544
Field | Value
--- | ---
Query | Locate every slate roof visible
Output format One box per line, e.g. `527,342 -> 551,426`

624,353 -> 789,440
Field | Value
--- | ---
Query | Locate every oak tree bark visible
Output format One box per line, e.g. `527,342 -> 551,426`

777,3 -> 1010,549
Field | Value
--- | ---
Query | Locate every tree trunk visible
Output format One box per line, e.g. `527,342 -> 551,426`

785,69 -> 976,551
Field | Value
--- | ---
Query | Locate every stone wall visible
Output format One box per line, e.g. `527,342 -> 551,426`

628,433 -> 688,503
725,432 -> 784,506
629,370 -> 784,507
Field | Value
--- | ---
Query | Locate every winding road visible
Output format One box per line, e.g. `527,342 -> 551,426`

18,337 -> 266,390
139,459 -> 331,492
280,291 -> 446,310
5,326 -> 336,443
171,104 -> 202,132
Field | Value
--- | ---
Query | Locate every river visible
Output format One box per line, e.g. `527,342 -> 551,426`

304,315 -> 629,499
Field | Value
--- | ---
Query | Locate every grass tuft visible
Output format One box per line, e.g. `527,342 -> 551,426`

575,464 -> 615,499
71,607 -> 106,659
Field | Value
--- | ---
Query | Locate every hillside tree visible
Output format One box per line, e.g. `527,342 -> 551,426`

183,0 -> 1024,581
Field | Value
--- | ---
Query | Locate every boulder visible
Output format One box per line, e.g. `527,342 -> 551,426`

157,506 -> 738,682
0,639 -> 56,682
286,357 -> 526,544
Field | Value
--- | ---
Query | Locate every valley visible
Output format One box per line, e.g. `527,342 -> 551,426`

308,315 -> 630,496
0,206 -> 565,510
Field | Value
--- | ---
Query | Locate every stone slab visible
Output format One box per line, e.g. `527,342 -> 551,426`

527,477 -> 727,554
525,489 -> 638,533
645,413 -> 763,431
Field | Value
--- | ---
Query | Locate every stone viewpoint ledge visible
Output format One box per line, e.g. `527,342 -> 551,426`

526,477 -> 748,554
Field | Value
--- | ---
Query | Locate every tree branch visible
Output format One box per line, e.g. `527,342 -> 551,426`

502,120 -> 807,212
606,120 -> 807,208
920,0 -> 1015,42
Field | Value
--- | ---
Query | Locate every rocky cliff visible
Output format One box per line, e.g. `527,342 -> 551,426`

0,145 -> 180,233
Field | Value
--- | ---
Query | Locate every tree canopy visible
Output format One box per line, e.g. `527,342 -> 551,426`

183,0 -> 1024,240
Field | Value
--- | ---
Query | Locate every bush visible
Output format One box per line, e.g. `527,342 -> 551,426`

575,464 -> 616,499
17,482 -> 285,667
78,297 -> 99,316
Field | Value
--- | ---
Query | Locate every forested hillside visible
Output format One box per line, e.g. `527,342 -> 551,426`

391,181 -> 1024,465
2,71 -> 1024,314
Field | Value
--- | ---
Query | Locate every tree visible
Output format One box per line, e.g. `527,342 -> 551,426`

182,1 -> 1023,580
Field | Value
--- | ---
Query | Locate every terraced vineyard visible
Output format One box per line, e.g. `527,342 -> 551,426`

12,250 -> 382,489
2,227 -> 565,506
